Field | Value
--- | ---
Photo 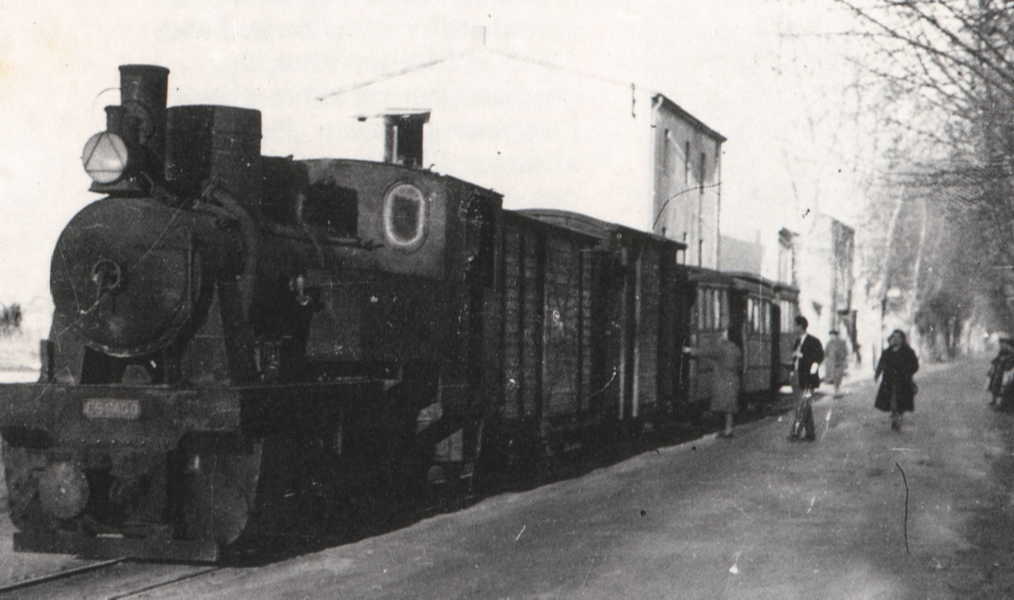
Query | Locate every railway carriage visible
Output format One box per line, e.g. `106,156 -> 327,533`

685,269 -> 797,412
518,210 -> 692,431
483,210 -> 603,466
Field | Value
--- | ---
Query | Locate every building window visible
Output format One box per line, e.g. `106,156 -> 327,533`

382,182 -> 428,251
684,141 -> 690,184
663,129 -> 672,176
699,152 -> 706,193
384,112 -> 430,168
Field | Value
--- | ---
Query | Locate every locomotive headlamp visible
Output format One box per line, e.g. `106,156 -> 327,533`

82,131 -> 129,183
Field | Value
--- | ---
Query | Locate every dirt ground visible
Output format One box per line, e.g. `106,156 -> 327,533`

5,356 -> 1014,599
47,356 -> 992,599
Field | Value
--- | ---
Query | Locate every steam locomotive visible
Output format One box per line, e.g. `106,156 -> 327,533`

0,65 -> 799,561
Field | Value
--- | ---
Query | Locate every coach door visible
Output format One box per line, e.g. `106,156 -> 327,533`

673,274 -> 696,413
616,247 -> 639,424
727,289 -> 748,408
771,302 -> 782,393
728,289 -> 747,349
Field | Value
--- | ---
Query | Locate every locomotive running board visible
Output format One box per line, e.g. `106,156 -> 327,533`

14,530 -> 220,563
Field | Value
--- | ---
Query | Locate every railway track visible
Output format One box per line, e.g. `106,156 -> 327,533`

0,557 -> 124,595
0,558 -> 222,600
103,566 -> 221,600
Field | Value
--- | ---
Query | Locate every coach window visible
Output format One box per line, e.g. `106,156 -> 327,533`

701,290 -> 708,330
712,290 -> 720,330
695,290 -> 701,329
702,289 -> 710,330
724,292 -> 731,329
713,290 -> 721,330
383,182 -> 428,251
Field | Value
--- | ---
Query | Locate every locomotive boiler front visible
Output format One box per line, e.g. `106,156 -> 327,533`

50,196 -> 207,358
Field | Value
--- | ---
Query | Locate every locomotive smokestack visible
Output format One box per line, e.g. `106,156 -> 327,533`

117,65 -> 170,176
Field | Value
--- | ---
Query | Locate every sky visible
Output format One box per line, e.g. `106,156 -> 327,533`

0,0 -> 868,313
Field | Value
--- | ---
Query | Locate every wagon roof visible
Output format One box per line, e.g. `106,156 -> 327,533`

725,271 -> 776,288
518,209 -> 687,250
684,265 -> 733,286
773,282 -> 800,299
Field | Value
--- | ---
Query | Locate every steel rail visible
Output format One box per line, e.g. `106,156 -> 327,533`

0,557 -> 124,595
106,566 -> 221,600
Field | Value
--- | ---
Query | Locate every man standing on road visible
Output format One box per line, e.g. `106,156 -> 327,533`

788,316 -> 824,441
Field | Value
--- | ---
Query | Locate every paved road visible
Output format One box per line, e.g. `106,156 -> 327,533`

8,356 -> 1014,599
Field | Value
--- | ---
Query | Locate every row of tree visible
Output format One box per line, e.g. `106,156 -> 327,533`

836,0 -> 1014,358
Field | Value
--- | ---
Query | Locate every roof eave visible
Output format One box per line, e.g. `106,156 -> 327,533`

653,93 -> 727,143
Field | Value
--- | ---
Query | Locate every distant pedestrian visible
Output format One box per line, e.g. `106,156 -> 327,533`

874,329 -> 919,431
788,316 -> 824,442
824,330 -> 849,397
986,337 -> 1014,408
686,327 -> 742,438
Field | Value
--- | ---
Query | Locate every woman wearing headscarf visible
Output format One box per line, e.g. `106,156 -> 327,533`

686,327 -> 742,438
824,329 -> 849,398
874,329 -> 919,431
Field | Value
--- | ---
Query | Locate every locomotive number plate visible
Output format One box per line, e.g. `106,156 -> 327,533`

83,398 -> 141,420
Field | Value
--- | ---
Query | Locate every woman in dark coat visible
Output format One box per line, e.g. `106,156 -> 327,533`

685,327 -> 742,438
703,327 -> 742,438
986,338 -> 1014,407
874,329 -> 919,431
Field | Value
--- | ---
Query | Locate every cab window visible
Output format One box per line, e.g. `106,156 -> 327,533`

300,182 -> 358,238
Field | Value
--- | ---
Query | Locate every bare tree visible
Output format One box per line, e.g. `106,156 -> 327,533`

833,0 -> 1014,356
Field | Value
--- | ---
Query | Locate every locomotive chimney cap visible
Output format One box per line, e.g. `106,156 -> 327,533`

118,64 -> 170,74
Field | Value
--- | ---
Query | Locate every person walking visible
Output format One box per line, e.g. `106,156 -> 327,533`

824,329 -> 849,398
986,337 -> 1014,408
874,329 -> 919,431
686,328 -> 742,438
788,316 -> 823,441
